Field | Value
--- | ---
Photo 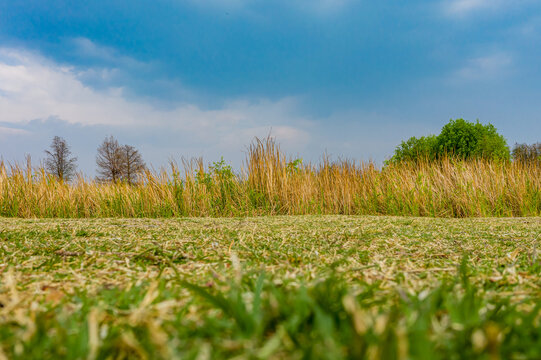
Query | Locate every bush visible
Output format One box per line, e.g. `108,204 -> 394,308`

436,119 -> 510,160
389,119 -> 510,163
389,135 -> 438,163
512,143 -> 541,163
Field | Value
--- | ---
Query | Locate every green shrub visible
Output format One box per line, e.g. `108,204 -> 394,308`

389,135 -> 438,163
389,119 -> 510,163
436,119 -> 510,160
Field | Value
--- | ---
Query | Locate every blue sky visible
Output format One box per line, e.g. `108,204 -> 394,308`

1,0 -> 540,174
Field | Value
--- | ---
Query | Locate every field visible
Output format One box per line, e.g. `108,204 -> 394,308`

1,138 -> 540,218
1,215 -> 540,359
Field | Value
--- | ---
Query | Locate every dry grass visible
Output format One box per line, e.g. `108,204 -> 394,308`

0,137 -> 539,218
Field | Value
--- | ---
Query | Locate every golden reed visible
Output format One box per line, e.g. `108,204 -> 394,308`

1,137 -> 539,217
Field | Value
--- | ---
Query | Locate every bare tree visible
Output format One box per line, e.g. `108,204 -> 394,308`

121,144 -> 146,185
512,142 -> 541,163
96,136 -> 124,183
44,136 -> 78,181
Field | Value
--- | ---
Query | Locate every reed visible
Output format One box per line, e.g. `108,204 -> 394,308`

0,137 -> 539,218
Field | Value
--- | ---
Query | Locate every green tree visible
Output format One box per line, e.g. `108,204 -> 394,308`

436,119 -> 509,160
388,135 -> 438,163
388,119 -> 510,163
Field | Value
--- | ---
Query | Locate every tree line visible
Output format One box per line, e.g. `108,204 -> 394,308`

44,135 -> 145,183
43,119 -> 539,183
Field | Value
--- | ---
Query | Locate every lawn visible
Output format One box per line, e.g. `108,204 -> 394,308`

0,216 -> 540,359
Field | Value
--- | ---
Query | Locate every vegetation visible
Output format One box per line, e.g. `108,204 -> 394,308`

96,136 -> 146,184
436,119 -> 510,160
1,128 -> 540,359
0,216 -> 540,359
44,136 -> 78,182
0,137 -> 539,218
390,119 -> 510,163
121,145 -> 146,185
388,135 -> 438,163
513,142 -> 541,163
96,136 -> 126,183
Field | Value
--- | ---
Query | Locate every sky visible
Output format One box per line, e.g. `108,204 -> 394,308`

1,0 -> 540,175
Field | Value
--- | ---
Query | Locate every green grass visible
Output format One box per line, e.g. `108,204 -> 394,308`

1,216 -> 540,359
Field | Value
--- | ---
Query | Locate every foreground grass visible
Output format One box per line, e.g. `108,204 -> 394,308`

0,216 -> 540,359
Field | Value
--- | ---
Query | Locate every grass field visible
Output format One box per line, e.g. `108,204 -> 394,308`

1,215 -> 540,359
2,138 -> 540,218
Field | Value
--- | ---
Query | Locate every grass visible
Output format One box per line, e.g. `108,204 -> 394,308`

1,137 -> 540,218
1,215 -> 540,359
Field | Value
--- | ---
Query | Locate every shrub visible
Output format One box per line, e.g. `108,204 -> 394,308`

436,119 -> 510,160
389,135 -> 438,163
389,119 -> 510,163
512,143 -> 541,163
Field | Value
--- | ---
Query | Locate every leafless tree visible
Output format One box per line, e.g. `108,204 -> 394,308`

121,144 -> 146,185
44,136 -> 78,181
512,142 -> 541,163
96,136 -> 125,183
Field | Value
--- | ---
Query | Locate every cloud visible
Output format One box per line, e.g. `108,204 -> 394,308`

0,47 -> 313,169
292,0 -> 356,14
0,43 -> 436,172
0,126 -> 29,138
441,0 -> 530,17
451,52 -> 513,82
0,47 -> 144,127
71,38 -> 128,64
444,0 -> 495,16
514,15 -> 541,37
183,0 -> 358,16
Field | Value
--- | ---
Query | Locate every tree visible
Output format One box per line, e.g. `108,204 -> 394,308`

96,136 -> 124,183
121,144 -> 146,185
96,136 -> 146,184
44,136 -> 78,181
436,119 -> 510,160
388,135 -> 438,164
512,142 -> 541,163
388,119 -> 510,163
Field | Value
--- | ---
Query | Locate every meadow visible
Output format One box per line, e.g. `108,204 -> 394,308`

1,138 -> 540,359
0,137 -> 539,218
0,215 -> 540,359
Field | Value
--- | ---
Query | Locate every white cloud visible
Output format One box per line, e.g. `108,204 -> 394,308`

514,15 -> 541,37
293,0 -> 356,14
70,37 -> 123,63
0,126 -> 29,138
69,38 -> 148,70
451,52 -> 513,82
183,0 -> 357,16
0,47 -> 312,153
442,0 -> 530,17
0,44 -> 415,172
444,0 -> 494,16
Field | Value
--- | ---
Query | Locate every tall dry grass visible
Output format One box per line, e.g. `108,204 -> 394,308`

1,137 -> 539,218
